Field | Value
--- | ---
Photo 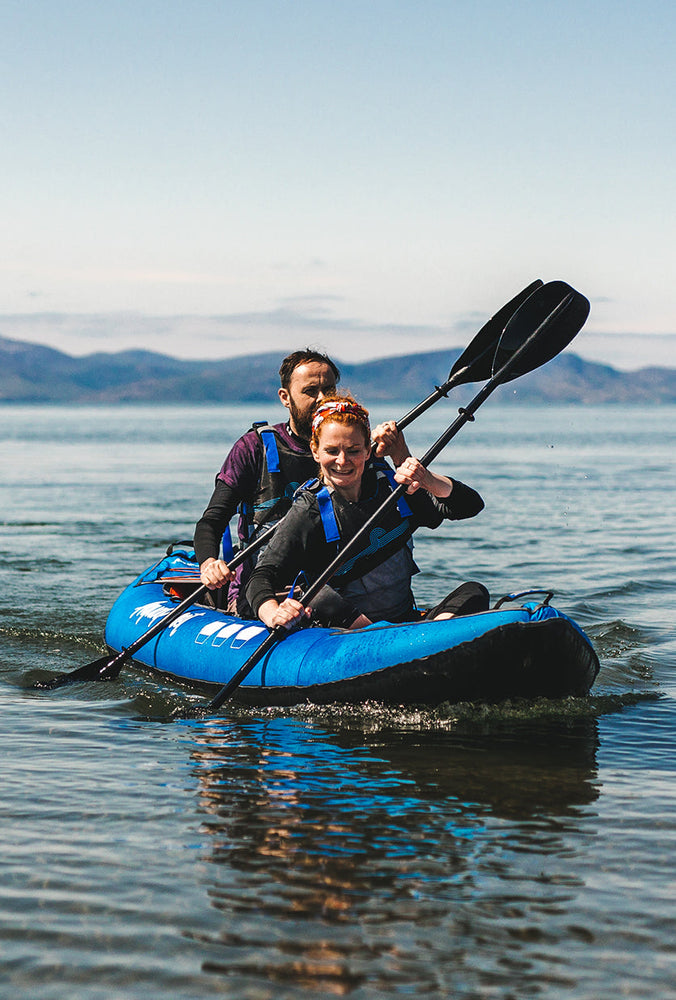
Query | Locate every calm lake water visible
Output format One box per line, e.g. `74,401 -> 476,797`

1,402 -> 675,999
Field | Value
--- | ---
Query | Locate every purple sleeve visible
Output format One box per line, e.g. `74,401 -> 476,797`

217,430 -> 262,497
193,431 -> 264,564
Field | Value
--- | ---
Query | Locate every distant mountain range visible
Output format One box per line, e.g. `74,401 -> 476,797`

1,334 -> 675,404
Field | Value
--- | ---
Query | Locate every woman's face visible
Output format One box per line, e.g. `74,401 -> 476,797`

311,421 -> 370,501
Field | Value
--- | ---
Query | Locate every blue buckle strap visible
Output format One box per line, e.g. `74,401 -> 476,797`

316,485 -> 341,543
259,428 -> 280,474
221,523 -> 235,561
379,464 -> 413,518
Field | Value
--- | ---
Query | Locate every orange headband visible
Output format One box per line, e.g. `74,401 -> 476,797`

311,398 -> 370,437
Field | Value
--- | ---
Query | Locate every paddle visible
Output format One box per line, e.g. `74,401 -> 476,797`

395,278 -> 543,430
31,526 -> 280,690
204,281 -> 590,713
32,279 -> 542,693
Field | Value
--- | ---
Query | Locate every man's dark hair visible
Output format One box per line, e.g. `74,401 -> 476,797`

279,349 -> 340,389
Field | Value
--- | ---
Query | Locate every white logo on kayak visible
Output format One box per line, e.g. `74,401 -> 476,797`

195,621 -> 267,648
130,601 -> 206,635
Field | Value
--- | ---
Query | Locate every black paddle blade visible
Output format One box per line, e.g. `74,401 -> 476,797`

447,279 -> 544,386
492,280 -> 590,383
33,581 -> 210,692
32,651 -> 125,690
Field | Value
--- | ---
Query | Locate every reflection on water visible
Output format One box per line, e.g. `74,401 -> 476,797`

183,717 -> 599,994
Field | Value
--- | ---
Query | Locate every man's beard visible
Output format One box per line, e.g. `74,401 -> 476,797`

288,397 -> 313,440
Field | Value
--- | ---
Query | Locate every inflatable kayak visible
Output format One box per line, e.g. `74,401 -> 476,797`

104,549 -> 600,706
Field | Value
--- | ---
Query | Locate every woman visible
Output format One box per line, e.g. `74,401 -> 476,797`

246,393 -> 488,630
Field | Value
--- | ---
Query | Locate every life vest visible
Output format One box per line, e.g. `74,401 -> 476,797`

303,459 -> 415,586
241,422 -> 317,542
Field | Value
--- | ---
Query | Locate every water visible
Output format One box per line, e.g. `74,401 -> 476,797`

1,402 -> 675,999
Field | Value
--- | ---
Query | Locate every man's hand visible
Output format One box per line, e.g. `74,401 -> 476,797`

200,557 -> 234,590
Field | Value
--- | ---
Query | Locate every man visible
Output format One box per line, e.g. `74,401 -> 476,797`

194,349 -> 340,615
194,348 -> 409,617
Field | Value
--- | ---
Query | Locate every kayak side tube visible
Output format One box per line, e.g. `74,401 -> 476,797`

104,555 -> 600,706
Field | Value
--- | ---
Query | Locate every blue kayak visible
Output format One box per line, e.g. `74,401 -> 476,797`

104,550 -> 600,706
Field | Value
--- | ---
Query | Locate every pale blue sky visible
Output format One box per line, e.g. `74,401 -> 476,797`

3,0 -> 675,368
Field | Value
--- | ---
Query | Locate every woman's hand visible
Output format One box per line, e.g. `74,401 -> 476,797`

258,597 -> 311,630
200,557 -> 234,590
371,420 -> 410,465
394,456 -> 453,497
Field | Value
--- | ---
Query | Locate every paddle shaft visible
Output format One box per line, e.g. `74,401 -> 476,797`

206,292 -> 575,712
395,363 -> 481,431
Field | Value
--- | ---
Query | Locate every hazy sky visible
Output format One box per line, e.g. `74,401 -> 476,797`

3,0 -> 675,369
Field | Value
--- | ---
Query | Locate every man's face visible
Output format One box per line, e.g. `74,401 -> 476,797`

279,361 -> 337,439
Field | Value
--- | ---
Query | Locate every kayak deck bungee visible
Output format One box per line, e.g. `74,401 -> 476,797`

103,551 -> 600,706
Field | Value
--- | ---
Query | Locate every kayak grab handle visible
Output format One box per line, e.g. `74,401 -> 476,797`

493,589 -> 554,609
